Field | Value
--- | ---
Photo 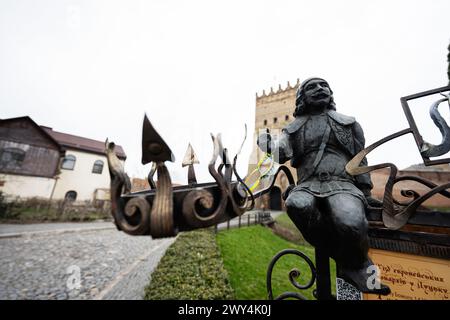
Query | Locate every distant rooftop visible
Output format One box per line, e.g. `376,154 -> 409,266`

1,116 -> 127,159
42,127 -> 126,160
402,163 -> 450,172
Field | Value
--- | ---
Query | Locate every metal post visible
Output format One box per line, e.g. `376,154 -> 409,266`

238,215 -> 241,228
248,214 -> 250,226
214,223 -> 218,234
47,176 -> 60,215
314,248 -> 333,300
227,219 -> 230,230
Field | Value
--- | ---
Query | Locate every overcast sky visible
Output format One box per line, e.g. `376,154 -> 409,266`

1,0 -> 449,184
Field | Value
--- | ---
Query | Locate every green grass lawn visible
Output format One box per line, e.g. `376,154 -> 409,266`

216,225 -> 336,300
273,212 -> 308,245
274,212 -> 296,230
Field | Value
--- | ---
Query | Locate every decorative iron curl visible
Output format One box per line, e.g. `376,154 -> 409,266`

216,129 -> 251,216
105,140 -> 151,235
182,125 -> 254,227
150,162 -> 175,238
397,189 -> 420,205
147,162 -> 157,189
346,128 -> 450,230
233,153 -> 254,211
182,134 -> 228,227
221,147 -> 248,216
182,189 -> 217,228
267,249 -> 316,300
122,197 -> 151,235
251,165 -> 296,200
421,93 -> 450,157
392,175 -> 450,207
231,124 -> 254,212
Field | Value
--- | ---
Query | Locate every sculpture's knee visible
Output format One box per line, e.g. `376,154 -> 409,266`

285,192 -> 319,246
327,195 -> 368,239
334,211 -> 368,248
285,193 -> 315,214
339,216 -> 367,238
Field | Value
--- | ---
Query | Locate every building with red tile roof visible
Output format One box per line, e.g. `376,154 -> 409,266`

0,116 -> 126,203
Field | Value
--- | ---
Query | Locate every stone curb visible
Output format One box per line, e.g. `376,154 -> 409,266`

0,226 -> 116,239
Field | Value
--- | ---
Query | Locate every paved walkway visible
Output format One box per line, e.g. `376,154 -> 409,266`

0,211 -> 283,300
216,210 -> 284,230
0,221 -> 115,238
0,221 -> 174,300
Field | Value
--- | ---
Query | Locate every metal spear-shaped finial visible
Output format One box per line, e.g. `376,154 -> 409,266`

182,143 -> 199,184
141,114 -> 175,237
142,114 -> 175,165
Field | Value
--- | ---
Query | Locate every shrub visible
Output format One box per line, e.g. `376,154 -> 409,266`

0,191 -> 8,217
144,229 -> 234,300
0,195 -> 111,222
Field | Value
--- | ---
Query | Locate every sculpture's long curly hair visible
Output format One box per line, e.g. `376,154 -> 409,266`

293,77 -> 337,117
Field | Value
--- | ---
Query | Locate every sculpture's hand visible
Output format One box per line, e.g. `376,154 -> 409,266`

360,187 -> 383,207
257,132 -> 273,154
365,194 -> 383,208
282,184 -> 295,201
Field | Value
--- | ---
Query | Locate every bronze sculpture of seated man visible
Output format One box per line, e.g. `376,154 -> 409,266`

257,77 -> 390,295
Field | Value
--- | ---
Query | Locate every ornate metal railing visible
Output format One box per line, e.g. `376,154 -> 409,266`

266,249 -> 317,300
105,112 -> 299,238
105,115 -> 255,238
266,85 -> 450,300
105,85 -> 449,300
346,85 -> 450,230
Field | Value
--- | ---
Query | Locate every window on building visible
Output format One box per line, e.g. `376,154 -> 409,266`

285,115 -> 289,121
263,119 -> 267,126
273,117 -> 278,124
65,191 -> 77,202
0,148 -> 26,169
92,160 -> 104,174
61,155 -> 76,170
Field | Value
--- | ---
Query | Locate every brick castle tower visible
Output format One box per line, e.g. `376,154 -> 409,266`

247,79 -> 301,210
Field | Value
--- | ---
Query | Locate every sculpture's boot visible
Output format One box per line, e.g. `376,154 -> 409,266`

337,259 -> 391,295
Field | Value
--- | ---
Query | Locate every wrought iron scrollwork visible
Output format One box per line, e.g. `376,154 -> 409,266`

266,249 -> 317,300
106,116 -> 255,238
105,139 -> 151,235
421,92 -> 450,157
346,86 -> 450,230
150,162 -> 175,237
393,175 -> 450,205
251,165 -> 296,200
147,162 -> 157,189
182,134 -> 228,227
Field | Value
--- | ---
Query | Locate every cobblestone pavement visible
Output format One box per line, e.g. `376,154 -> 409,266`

0,223 -> 174,300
